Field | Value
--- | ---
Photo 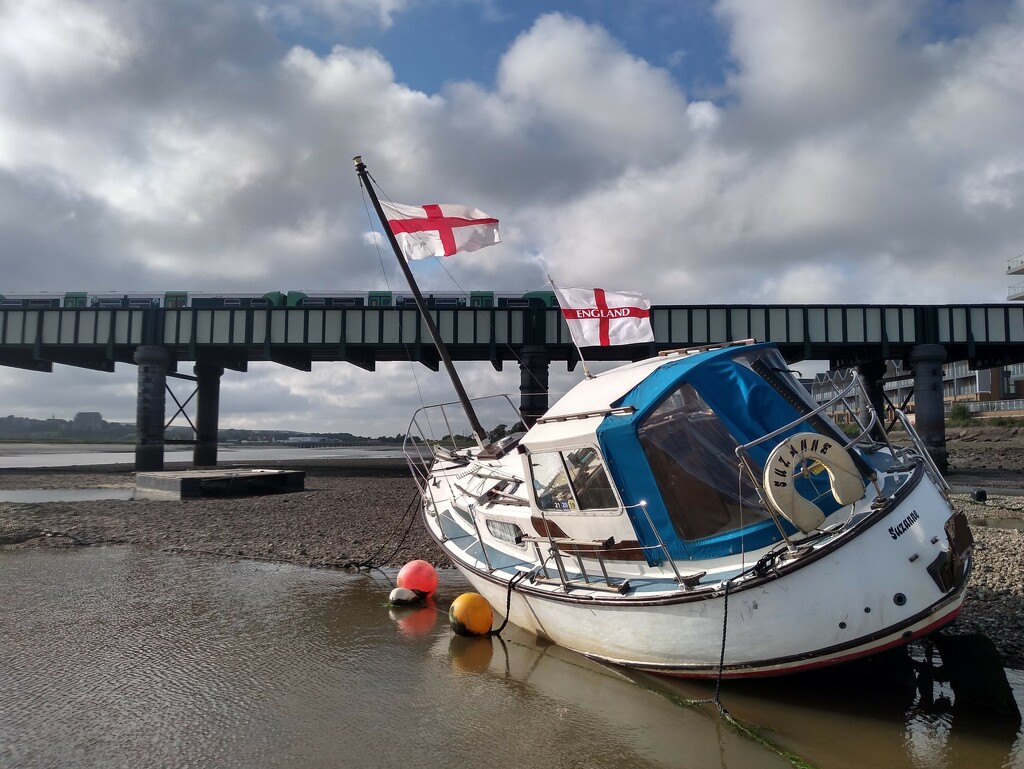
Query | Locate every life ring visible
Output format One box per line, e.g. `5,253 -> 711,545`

762,432 -> 865,533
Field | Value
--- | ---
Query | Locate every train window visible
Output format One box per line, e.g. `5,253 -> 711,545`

223,298 -> 242,307
470,292 -> 495,308
499,298 -> 531,308
250,298 -> 268,307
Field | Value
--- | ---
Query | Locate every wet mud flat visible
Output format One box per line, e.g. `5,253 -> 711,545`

0,458 -> 441,571
1,445 -> 1023,670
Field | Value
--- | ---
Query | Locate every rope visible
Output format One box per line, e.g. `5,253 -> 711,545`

681,579 -> 733,717
489,569 -> 532,636
362,169 -> 551,421
712,581 -> 732,714
346,491 -> 421,570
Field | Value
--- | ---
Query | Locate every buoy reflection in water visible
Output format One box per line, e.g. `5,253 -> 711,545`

448,635 -> 494,674
388,601 -> 439,637
6,547 -> 1024,769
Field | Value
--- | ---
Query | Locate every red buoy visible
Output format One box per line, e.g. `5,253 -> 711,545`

397,559 -> 438,597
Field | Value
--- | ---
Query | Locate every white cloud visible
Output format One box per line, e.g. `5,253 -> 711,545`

0,0 -> 135,81
257,0 -> 411,33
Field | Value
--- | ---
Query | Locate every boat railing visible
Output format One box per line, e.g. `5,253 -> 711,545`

402,393 -> 523,495
735,373 -> 863,459
735,374 -> 948,504
887,409 -> 951,494
522,501 -> 705,593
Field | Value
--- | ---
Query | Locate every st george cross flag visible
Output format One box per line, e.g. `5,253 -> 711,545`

381,201 -> 500,261
554,287 -> 655,347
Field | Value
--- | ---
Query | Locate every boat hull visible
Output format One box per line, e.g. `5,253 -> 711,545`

428,475 -> 970,679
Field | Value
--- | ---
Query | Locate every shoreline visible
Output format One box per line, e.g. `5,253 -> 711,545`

2,454 -> 1023,670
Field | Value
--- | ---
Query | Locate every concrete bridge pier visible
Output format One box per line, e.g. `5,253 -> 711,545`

193,362 -> 224,467
856,359 -> 888,438
910,343 -> 948,473
519,345 -> 549,428
134,345 -> 172,471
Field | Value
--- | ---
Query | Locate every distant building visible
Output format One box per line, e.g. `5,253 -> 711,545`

73,412 -> 105,430
812,360 -> 1024,420
1008,254 -> 1024,301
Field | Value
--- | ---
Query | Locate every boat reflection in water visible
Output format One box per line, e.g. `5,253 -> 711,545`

436,624 -> 792,769
439,620 -> 1024,769
3,546 -> 1022,768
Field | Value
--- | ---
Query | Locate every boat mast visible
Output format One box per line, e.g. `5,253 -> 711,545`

353,155 -> 488,448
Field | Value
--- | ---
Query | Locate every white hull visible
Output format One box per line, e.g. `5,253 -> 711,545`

428,469 -> 969,677
407,344 -> 973,679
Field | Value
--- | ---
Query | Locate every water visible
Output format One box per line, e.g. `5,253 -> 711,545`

974,517 -> 1024,530
0,444 -> 404,469
2,548 -> 1023,769
0,489 -> 135,503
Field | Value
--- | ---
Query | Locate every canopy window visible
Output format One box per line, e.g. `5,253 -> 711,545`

637,383 -> 768,542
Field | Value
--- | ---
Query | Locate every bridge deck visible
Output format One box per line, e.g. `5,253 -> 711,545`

2,304 -> 1023,373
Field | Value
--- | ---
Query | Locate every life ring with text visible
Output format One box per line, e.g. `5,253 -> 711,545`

762,432 -> 865,533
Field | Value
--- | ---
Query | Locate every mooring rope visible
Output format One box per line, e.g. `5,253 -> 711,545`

489,569 -> 533,636
679,579 -> 733,717
347,490 -> 422,570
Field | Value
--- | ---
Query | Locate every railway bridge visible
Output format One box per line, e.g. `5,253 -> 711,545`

2,302 -> 1023,471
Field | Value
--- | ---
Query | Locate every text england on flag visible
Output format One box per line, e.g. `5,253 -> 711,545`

554,287 -> 655,347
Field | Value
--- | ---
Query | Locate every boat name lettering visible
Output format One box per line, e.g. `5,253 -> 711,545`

888,510 -> 920,540
772,438 -> 833,487
786,438 -> 831,458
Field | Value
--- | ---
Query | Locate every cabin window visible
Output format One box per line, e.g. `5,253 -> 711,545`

529,448 -> 618,512
638,383 -> 768,541
485,519 -> 526,547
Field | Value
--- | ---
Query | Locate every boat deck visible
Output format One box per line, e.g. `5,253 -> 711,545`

434,507 -> 729,596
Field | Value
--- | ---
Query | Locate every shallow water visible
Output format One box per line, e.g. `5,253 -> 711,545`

974,517 -> 1024,530
2,548 -> 1022,769
0,444 -> 403,468
0,489 -> 135,503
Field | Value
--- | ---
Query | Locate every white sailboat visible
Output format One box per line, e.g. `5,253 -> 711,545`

355,157 -> 973,679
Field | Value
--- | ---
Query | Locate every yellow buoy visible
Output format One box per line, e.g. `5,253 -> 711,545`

448,592 -> 493,637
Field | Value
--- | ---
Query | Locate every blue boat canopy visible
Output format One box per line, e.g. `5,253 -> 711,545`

595,343 -> 858,561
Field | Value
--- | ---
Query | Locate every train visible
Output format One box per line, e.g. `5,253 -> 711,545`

0,290 -> 557,310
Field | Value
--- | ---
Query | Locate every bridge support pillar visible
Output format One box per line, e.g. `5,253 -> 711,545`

519,345 -> 549,428
856,359 -> 888,438
193,362 -> 224,468
134,345 -> 172,472
910,344 -> 948,473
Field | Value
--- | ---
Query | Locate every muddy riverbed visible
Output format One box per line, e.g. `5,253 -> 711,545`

1,428 -> 1023,669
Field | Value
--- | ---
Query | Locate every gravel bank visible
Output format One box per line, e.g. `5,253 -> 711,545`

2,435 -> 1023,670
0,460 -> 441,570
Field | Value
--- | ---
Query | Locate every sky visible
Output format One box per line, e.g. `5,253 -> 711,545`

1,0 -> 1023,435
